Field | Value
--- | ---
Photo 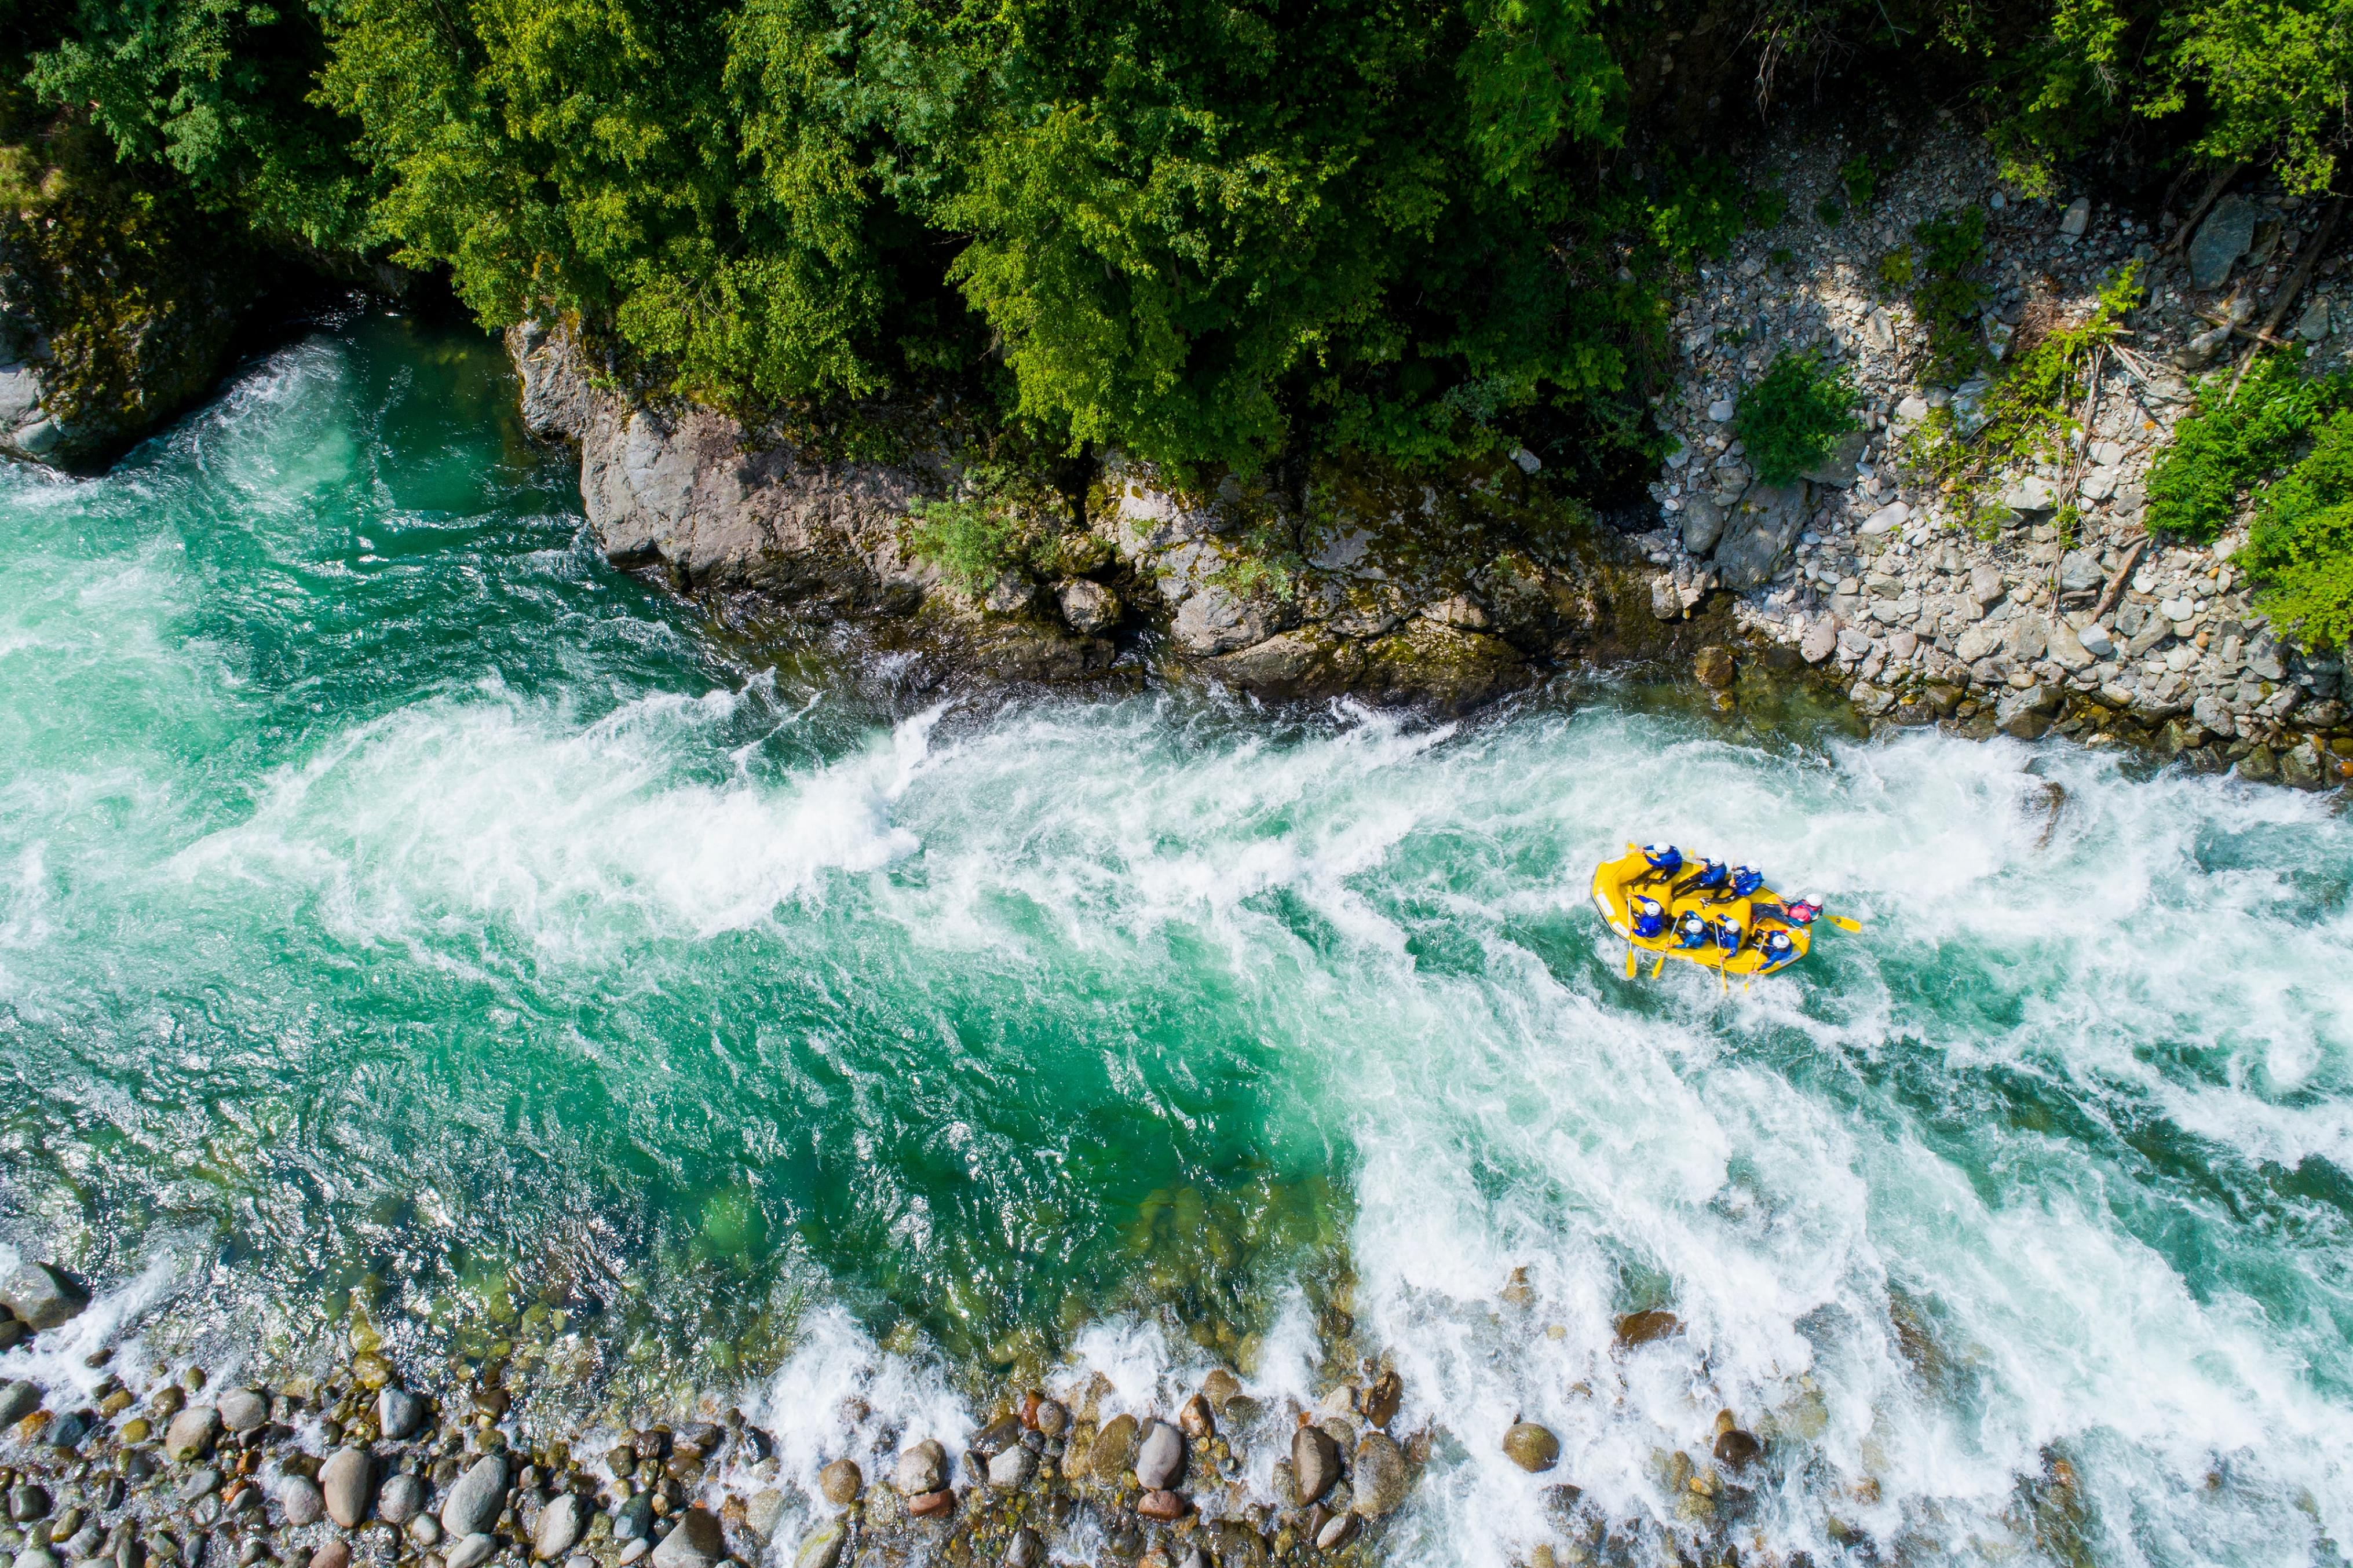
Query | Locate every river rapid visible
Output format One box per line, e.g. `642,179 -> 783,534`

2,317 -> 2350,1567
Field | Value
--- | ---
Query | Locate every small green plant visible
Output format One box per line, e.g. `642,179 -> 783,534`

1734,353 -> 1861,485
2147,352 -> 2353,540
1769,246 -> 1796,269
1903,262 -> 2144,536
904,496 -> 1033,590
1878,246 -> 1915,291
1909,210 -> 1992,380
2245,410 -> 2353,645
1839,153 -> 1884,210
1815,195 -> 1847,226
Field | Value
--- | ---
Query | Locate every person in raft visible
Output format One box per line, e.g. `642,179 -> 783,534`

1671,857 -> 1728,899
1755,927 -> 1799,971
1631,895 -> 1669,940
1752,893 -> 1822,928
1675,909 -> 1713,949
1712,913 -> 1745,956
1635,843 -> 1683,887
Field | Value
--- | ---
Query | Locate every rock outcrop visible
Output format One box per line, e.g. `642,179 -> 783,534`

0,129 -> 255,470
1636,128 -> 2353,785
509,319 -> 1672,710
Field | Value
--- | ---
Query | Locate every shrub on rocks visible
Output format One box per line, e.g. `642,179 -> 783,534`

1734,354 -> 1859,487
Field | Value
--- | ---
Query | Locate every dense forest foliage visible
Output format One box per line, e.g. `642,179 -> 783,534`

4,0 -> 2352,484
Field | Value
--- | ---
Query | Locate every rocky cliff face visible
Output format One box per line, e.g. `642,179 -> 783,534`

508,319 -> 1685,710
1635,128 -> 2353,788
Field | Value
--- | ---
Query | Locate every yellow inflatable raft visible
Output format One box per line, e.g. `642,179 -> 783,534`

1590,844 -> 1811,979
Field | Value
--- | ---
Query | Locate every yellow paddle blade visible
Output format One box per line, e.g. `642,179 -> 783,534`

1651,952 -> 1666,979
1625,944 -> 1638,978
1828,914 -> 1864,933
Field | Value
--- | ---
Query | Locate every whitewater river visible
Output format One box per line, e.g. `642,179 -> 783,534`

2,317 -> 2350,1567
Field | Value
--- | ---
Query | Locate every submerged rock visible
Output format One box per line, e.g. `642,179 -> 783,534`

1353,1434 -> 1408,1516
1502,1423 -> 1560,1473
277,1478 -> 324,1529
1090,1415 -> 1138,1482
0,1264 -> 87,1332
444,1536 -> 496,1568
791,1522 -> 844,1568
163,1408 -> 221,1464
817,1459 -> 861,1507
649,1509 -> 724,1568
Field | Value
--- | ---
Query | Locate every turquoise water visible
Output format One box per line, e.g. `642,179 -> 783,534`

3,317 -> 2352,1566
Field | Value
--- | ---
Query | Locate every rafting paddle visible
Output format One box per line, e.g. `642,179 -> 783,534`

1651,952 -> 1667,979
1625,942 -> 1637,978
1826,913 -> 1864,933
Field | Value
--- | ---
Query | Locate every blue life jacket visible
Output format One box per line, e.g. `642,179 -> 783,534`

1713,917 -> 1744,954
1642,843 -> 1683,876
1675,913 -> 1712,948
1760,930 -> 1796,967
1631,897 -> 1667,939
1690,858 -> 1727,889
1728,865 -> 1766,898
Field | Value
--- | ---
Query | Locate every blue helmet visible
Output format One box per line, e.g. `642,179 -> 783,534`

1643,842 -> 1684,874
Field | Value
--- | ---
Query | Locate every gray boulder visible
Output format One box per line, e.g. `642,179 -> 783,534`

277,1478 -> 324,1528
1996,684 -> 2060,740
0,1381 -> 39,1427
164,1406 -> 222,1463
985,1446 -> 1036,1489
1056,579 -> 1121,636
444,1536 -> 495,1568
1712,483 -> 1809,591
533,1494 -> 589,1561
1171,585 -> 1273,656
745,1490 -> 788,1541
376,1475 -> 426,1527
649,1509 -> 724,1568
376,1388 -> 426,1441
1291,1426 -> 1340,1504
0,1263 -> 87,1331
439,1455 -> 509,1539
2058,550 -> 2102,594
1678,498 -> 1726,557
1134,1420 -> 1185,1491
321,1448 -> 374,1529
2190,195 -> 2257,290
895,1439 -> 947,1496
215,1390 -> 268,1435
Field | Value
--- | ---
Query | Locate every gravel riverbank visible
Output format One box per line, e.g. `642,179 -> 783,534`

0,1260 -> 1820,1568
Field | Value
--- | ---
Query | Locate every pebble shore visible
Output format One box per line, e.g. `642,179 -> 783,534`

1639,126 -> 2353,786
0,1258 -> 1844,1568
